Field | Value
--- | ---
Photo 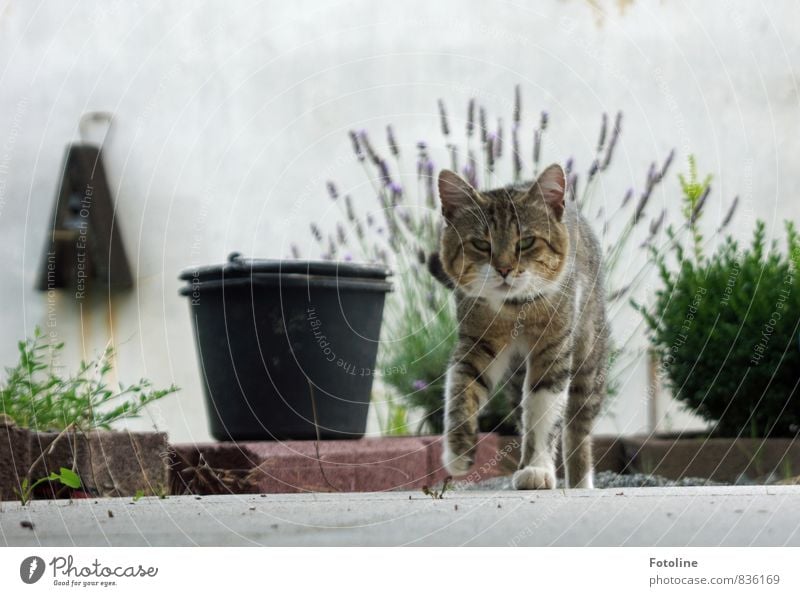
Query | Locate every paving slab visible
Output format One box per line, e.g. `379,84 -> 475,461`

170,434 -> 517,494
2,485 -> 800,547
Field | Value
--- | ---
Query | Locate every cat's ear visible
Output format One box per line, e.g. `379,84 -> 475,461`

438,169 -> 480,221
529,163 -> 566,220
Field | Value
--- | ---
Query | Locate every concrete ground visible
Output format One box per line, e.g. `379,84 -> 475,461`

2,485 -> 800,547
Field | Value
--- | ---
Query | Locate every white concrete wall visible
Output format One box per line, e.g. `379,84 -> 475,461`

1,0 -> 798,442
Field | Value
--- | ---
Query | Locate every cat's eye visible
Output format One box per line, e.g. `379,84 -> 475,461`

519,236 -> 536,251
471,238 -> 492,252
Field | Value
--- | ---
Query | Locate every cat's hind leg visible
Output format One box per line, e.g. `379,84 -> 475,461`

562,358 -> 606,489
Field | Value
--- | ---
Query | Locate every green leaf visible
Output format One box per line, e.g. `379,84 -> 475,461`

57,468 -> 82,489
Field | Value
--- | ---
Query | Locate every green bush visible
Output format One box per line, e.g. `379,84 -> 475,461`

1,328 -> 178,432
639,220 -> 800,437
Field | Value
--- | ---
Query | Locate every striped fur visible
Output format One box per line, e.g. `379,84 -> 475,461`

436,164 -> 609,489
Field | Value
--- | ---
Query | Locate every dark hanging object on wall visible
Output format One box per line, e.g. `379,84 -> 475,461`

36,112 -> 133,294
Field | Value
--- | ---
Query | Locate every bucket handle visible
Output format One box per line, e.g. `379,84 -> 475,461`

79,111 -> 114,148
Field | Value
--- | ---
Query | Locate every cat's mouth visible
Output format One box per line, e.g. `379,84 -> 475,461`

496,275 -> 522,288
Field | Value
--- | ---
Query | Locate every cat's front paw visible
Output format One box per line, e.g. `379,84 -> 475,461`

512,466 -> 556,490
442,439 -> 474,476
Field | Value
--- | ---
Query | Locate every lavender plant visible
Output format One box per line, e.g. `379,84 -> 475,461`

300,88 -> 735,435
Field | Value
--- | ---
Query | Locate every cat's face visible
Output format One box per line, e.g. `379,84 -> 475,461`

438,164 -> 569,302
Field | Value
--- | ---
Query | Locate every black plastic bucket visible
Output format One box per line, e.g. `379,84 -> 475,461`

179,254 -> 392,441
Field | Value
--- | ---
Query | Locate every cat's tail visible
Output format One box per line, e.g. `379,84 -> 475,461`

426,252 -> 455,289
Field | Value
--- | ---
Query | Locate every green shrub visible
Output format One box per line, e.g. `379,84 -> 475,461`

639,217 -> 800,437
1,328 -> 178,432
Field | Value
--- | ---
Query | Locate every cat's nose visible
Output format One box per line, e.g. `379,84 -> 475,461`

495,266 -> 512,278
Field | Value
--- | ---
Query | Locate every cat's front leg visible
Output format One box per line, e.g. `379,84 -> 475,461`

442,337 -> 508,476
513,349 -> 570,490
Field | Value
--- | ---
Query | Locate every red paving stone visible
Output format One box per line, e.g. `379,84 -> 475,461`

172,434 -> 518,494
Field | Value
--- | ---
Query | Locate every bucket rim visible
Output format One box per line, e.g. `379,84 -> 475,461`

178,253 -> 392,283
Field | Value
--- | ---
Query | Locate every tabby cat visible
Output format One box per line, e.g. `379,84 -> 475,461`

435,164 -> 608,489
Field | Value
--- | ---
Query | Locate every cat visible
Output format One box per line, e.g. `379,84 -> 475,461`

434,164 -> 608,489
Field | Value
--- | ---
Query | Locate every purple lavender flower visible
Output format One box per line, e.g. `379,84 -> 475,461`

386,125 -> 399,157
533,129 -> 542,166
345,195 -> 356,222
568,173 -> 579,202
588,159 -> 599,181
424,159 -> 435,207
565,157 -> 574,175
512,127 -> 522,181
479,106 -> 487,144
486,134 -> 496,172
464,150 -> 478,188
412,379 -> 428,391
690,185 -> 711,223
718,196 -> 739,231
640,209 -> 667,248
344,252 -> 353,262
597,113 -> 608,153
337,222 -> 347,245
310,223 -> 323,242
290,244 -> 300,259
466,99 -> 476,138
395,205 -> 412,227
649,209 -> 666,236
377,158 -> 392,186
389,181 -> 403,203
349,130 -> 364,162
438,99 -> 450,136
416,142 -> 429,180
366,213 -> 375,227
359,130 -> 379,165
621,187 -> 633,207
495,119 -> 503,159
513,85 -> 521,126
540,110 -> 549,132
326,181 -> 338,200
447,143 -> 458,171
646,162 -> 657,190
633,190 -> 651,224
601,112 -> 622,170
660,148 -> 675,180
